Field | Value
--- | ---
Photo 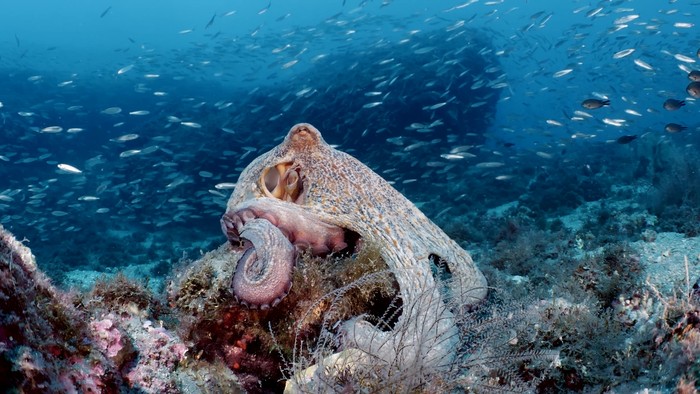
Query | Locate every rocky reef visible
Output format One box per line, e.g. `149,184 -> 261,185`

0,221 -> 557,393
0,224 -> 242,393
5,125 -> 700,393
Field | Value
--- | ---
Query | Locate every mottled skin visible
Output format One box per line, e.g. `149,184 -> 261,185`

233,218 -> 296,309
223,123 -> 488,368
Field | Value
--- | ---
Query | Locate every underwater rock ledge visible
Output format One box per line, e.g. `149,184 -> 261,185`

0,222 -> 401,393
0,224 -> 242,393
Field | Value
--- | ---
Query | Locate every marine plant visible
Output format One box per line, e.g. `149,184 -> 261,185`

86,272 -> 158,315
641,260 -> 700,390
166,242 -> 398,393
1,225 -> 242,393
282,271 -> 561,393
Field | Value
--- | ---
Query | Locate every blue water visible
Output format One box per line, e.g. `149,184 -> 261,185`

1,0 -> 698,272
2,0 -> 700,391
1,0 -> 698,269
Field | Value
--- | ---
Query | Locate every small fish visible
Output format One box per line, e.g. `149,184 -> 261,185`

494,175 -> 514,181
404,142 -> 428,152
663,99 -> 685,111
688,70 -> 700,81
180,121 -> 202,128
295,87 -> 313,97
386,136 -> 405,145
424,102 -> 447,110
57,163 -> 83,174
674,22 -> 694,28
572,133 -> 596,139
119,149 -> 141,158
581,98 -> 610,109
679,64 -> 693,74
258,1 -> 271,15
633,59 -> 653,71
362,102 -> 383,109
552,68 -> 573,78
440,153 -> 465,160
214,182 -> 237,190
674,54 -> 696,64
209,190 -> 227,198
281,59 -> 298,69
616,135 -> 638,144
272,44 -> 291,55
112,133 -> 139,142
205,13 -> 216,29
613,48 -> 635,59
128,110 -> 150,116
101,107 -> 122,115
586,7 -> 603,18
665,123 -> 687,133
687,81 -> 700,98
100,6 -> 112,18
603,118 -> 625,127
141,146 -> 159,155
475,162 -> 505,168
40,126 -> 63,133
614,14 -> 639,24
117,64 -> 133,75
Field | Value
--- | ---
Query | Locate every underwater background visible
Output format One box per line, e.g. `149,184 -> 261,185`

1,0 -> 700,392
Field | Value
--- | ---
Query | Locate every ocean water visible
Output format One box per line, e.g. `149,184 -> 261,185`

1,0 -> 700,391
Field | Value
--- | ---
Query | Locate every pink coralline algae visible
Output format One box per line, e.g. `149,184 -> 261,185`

0,224 -> 242,393
90,316 -> 128,361
122,321 -> 189,392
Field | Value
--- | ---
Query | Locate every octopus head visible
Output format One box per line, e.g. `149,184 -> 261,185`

283,122 -> 325,151
221,123 -> 358,309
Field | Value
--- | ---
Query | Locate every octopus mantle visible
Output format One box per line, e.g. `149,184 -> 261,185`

221,123 -> 488,366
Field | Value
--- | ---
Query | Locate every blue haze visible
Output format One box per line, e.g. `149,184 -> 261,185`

0,0 -> 699,276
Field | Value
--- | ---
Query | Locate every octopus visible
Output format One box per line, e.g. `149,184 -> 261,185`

221,123 -> 488,369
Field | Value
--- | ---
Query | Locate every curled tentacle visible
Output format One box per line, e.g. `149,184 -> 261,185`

231,218 -> 296,309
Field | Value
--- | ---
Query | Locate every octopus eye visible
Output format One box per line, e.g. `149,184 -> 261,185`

262,166 -> 281,196
260,162 -> 304,203
284,167 -> 301,202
